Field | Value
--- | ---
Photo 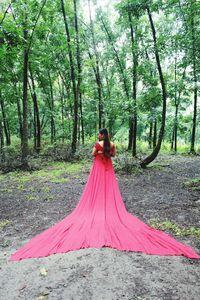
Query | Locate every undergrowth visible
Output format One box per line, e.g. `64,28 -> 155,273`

149,217 -> 200,239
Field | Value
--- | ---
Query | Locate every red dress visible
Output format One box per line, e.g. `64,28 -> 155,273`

9,142 -> 200,261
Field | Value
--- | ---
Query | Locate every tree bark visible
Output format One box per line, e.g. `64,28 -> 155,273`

153,117 -> 157,149
0,119 -> 5,162
128,10 -> 138,157
0,94 -> 11,146
21,0 -> 29,168
48,70 -> 56,144
61,0 -> 78,154
100,14 -> 131,148
88,0 -> 103,129
73,0 -> 83,145
29,64 -> 41,152
148,118 -> 153,149
140,7 -> 167,168
79,92 -> 84,144
190,8 -> 197,154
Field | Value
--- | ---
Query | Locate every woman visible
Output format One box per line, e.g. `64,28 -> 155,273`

92,128 -> 116,158
9,128 -> 200,261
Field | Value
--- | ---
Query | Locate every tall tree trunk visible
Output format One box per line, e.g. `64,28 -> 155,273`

174,104 -> 178,152
140,7 -> 167,168
17,97 -> 23,143
190,10 -> 197,154
48,70 -> 56,144
73,0 -> 82,145
21,0 -> 29,168
149,118 -> 153,149
12,75 -> 23,142
29,64 -> 41,153
36,71 -> 54,139
86,47 -> 103,127
61,0 -> 78,154
0,94 -> 11,146
100,15 -> 131,147
20,0 -> 46,166
171,126 -> 174,151
79,92 -> 84,144
58,75 -> 65,143
78,112 -> 80,143
58,70 -> 73,141
88,0 -> 103,129
128,10 -> 138,157
153,117 -> 157,149
0,119 -> 5,162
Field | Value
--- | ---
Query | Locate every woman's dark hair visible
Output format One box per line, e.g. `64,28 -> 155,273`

99,128 -> 111,158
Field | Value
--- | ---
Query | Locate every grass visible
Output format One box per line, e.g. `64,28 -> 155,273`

183,177 -> 200,191
0,188 -> 13,193
149,217 -> 200,239
42,186 -> 50,193
25,195 -> 38,201
17,184 -> 26,191
50,177 -> 70,184
0,161 -> 87,186
0,220 -> 12,230
147,163 -> 168,170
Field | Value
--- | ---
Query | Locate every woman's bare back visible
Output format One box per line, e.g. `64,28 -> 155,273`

97,141 -> 115,155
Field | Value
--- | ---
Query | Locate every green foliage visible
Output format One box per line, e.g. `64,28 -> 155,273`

0,0 -> 199,166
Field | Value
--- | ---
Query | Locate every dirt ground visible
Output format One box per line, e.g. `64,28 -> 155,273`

0,153 -> 200,300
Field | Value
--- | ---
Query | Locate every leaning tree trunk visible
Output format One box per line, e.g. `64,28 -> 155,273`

140,7 -> 167,168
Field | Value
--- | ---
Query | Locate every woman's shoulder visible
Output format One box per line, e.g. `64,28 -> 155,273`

94,141 -> 115,148
110,141 -> 115,148
98,141 -> 115,148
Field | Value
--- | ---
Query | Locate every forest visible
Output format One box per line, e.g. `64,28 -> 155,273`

1,1 -> 200,299
0,0 -> 199,170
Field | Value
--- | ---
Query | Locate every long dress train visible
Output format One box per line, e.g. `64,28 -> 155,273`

9,142 -> 200,261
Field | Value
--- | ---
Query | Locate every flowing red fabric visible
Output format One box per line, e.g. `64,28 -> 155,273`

9,142 -> 200,261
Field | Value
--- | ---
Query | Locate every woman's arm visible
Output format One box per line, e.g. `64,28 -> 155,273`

92,146 -> 98,157
111,143 -> 116,157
